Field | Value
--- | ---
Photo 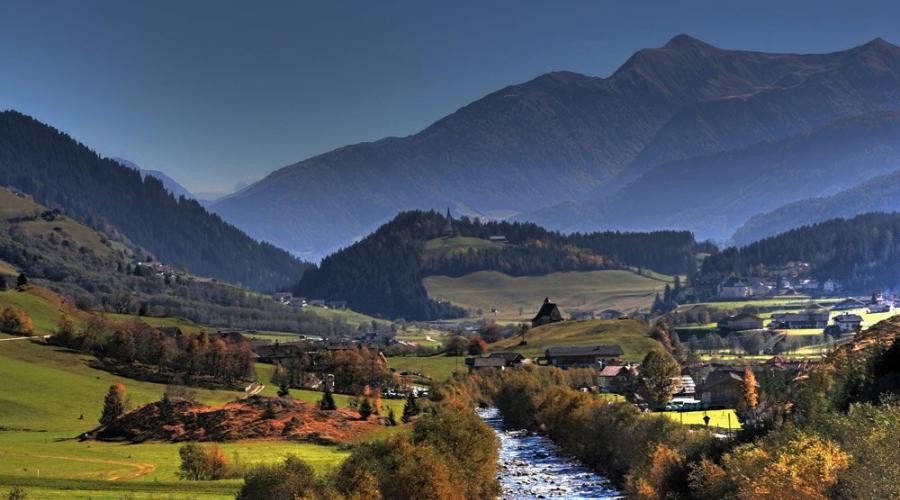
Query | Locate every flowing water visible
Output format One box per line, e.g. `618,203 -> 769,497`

477,407 -> 622,499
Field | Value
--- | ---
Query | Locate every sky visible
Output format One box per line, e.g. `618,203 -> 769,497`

1,0 -> 898,193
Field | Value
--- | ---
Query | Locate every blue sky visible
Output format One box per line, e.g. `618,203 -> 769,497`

1,0 -> 897,192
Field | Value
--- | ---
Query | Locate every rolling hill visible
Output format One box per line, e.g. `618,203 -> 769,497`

0,111 -> 308,290
732,169 -> 900,246
294,210 -> 696,320
490,318 -> 661,361
212,35 -> 900,258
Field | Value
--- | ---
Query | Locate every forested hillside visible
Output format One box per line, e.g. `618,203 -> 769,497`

699,212 -> 900,293
0,188 -> 349,334
0,111 -> 308,290
296,210 -> 698,319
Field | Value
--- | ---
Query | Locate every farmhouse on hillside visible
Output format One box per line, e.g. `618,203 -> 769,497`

543,345 -> 624,368
532,297 -> 563,327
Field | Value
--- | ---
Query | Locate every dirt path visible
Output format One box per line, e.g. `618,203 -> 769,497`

33,454 -> 156,481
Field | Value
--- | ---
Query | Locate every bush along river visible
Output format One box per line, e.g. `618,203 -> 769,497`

477,407 -> 621,499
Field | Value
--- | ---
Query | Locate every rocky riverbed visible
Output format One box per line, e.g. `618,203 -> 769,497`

477,407 -> 621,499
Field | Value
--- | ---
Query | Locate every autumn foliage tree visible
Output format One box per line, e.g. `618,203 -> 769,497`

737,367 -> 759,420
178,443 -> 231,480
0,306 -> 33,335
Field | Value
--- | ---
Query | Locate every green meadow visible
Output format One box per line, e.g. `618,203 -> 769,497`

424,269 -> 671,321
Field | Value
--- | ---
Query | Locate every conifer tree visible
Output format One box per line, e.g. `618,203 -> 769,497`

319,389 -> 336,411
401,393 -> 420,423
100,383 -> 127,426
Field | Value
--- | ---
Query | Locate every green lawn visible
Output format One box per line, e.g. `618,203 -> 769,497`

490,318 -> 660,361
424,269 -> 671,321
660,409 -> 742,430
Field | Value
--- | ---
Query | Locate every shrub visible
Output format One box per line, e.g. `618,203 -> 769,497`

178,443 -> 230,480
6,487 -> 27,500
0,306 -> 33,335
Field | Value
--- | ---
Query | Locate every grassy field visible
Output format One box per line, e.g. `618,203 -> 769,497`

660,409 -> 742,430
0,333 -> 400,498
0,286 -> 85,335
0,188 -> 116,259
0,259 -> 17,276
422,236 -> 504,260
424,269 -> 671,321
387,355 -> 468,381
490,318 -> 661,361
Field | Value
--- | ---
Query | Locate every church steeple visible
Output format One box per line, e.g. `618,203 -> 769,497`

442,207 -> 455,236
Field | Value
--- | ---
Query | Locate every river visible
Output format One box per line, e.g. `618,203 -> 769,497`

477,407 -> 622,499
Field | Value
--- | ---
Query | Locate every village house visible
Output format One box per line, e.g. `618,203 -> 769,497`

770,310 -> 830,329
465,352 -> 524,372
488,235 -> 507,243
326,300 -> 348,310
465,356 -> 508,372
832,313 -> 863,334
599,309 -> 626,320
307,299 -> 326,307
831,298 -> 866,311
597,364 -> 634,393
673,375 -> 696,398
822,279 -> 840,294
717,313 -> 764,332
570,310 -> 595,321
699,369 -> 758,407
543,345 -> 624,368
211,330 -> 252,346
718,277 -> 752,299
532,297 -> 563,328
867,302 -> 893,313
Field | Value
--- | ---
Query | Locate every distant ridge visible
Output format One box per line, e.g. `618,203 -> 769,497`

210,35 -> 900,258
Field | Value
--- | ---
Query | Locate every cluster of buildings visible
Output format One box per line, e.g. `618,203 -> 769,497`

270,293 -> 347,310
716,276 -> 841,300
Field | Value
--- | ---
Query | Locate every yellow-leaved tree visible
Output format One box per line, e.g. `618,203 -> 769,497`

723,432 -> 849,499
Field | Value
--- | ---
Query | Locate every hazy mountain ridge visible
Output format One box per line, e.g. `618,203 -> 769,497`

529,111 -> 900,241
208,35 -> 900,258
733,168 -> 900,246
113,158 -> 196,200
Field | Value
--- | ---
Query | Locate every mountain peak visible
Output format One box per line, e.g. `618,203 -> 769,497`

663,34 -> 717,51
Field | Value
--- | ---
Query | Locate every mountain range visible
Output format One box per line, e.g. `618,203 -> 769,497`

210,35 -> 900,258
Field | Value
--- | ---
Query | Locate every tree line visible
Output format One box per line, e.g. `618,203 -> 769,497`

52,315 -> 255,386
